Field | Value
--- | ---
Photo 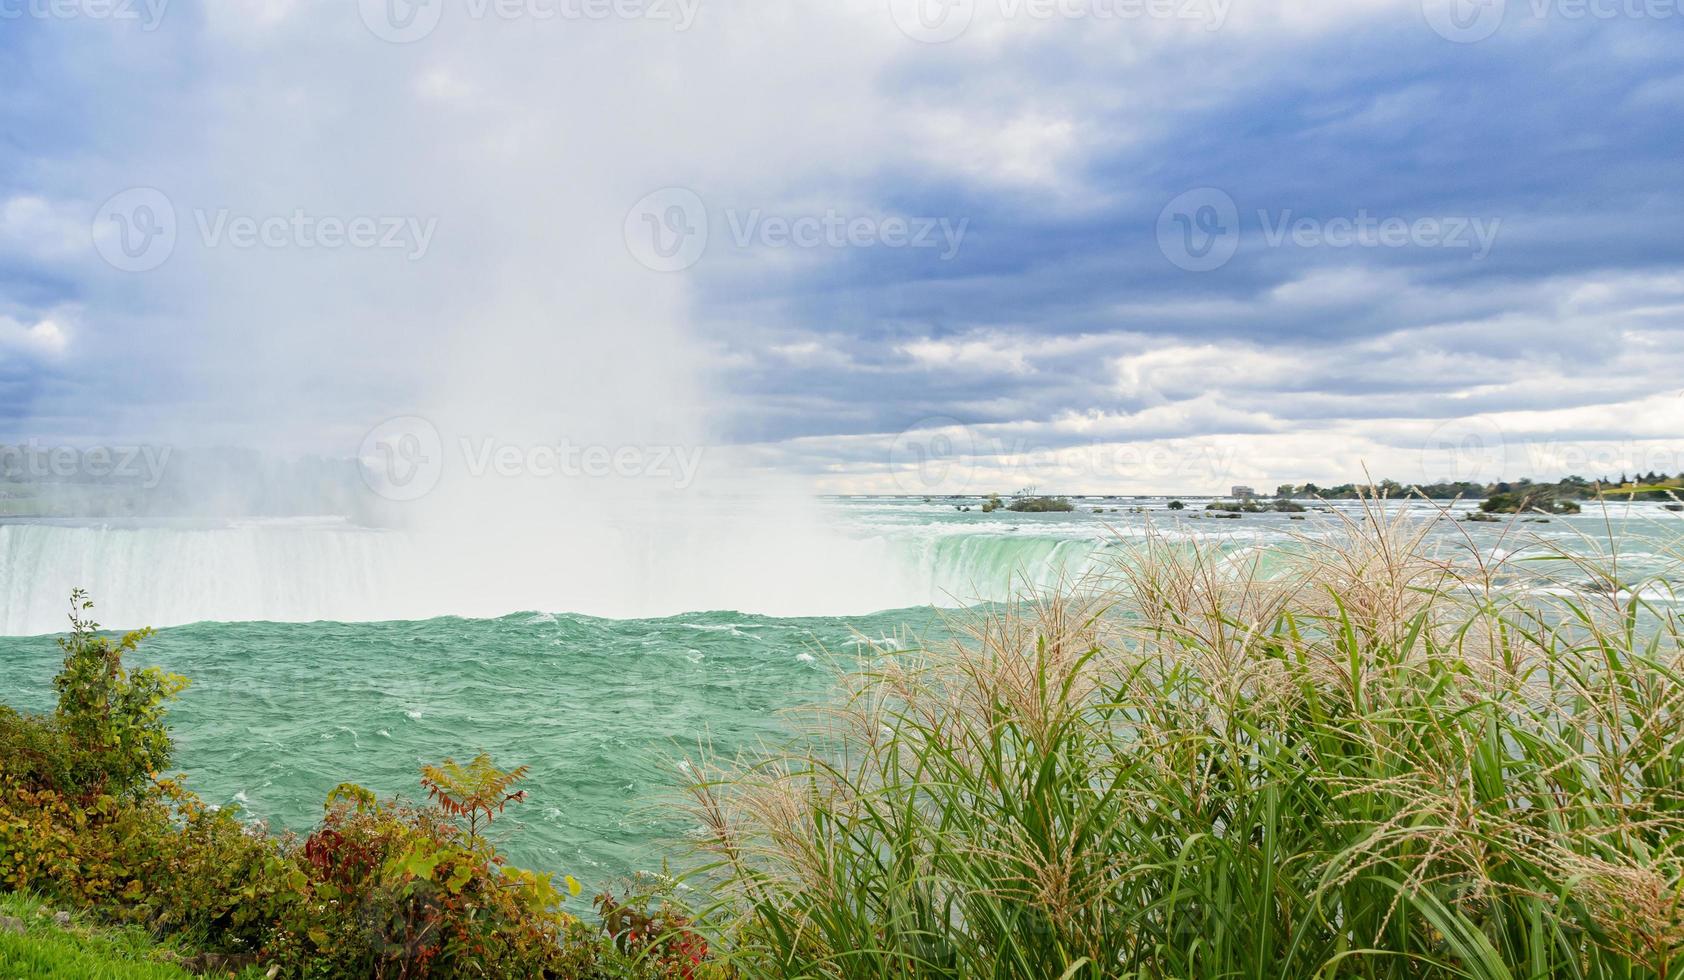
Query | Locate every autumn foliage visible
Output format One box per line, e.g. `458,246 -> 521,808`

1,593 -> 722,979
420,753 -> 530,839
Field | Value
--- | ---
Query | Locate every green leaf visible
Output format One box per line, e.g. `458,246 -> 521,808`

399,845 -> 444,880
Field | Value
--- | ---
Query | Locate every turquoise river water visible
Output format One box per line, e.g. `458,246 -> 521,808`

2,497 -> 1677,907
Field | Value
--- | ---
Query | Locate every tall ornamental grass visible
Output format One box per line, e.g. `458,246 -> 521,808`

686,502 -> 1684,978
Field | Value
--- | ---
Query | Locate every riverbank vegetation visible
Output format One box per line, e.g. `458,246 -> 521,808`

1005,489 -> 1075,512
1479,489 -> 1583,515
1277,473 -> 1681,503
0,593 -> 718,978
7,501 -> 1683,977
685,501 -> 1684,978
0,891 -> 235,979
1205,497 -> 1307,513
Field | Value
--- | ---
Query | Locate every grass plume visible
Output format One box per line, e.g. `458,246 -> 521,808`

685,498 -> 1684,978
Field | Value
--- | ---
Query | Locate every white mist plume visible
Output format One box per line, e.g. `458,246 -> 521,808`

3,4 -> 950,629
6,2 -> 1464,632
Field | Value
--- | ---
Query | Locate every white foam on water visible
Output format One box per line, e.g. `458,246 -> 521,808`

4,498 -> 1651,635
0,516 -> 1119,633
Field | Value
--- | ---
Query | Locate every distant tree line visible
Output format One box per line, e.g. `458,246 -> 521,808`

1274,473 -> 1682,502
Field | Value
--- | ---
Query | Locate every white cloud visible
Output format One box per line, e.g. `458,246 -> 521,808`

414,68 -> 481,104
8,0 -> 1681,501
1266,266 -> 1413,308
910,109 -> 1082,193
1109,343 -> 1302,402
768,340 -> 860,367
0,195 -> 89,263
0,314 -> 71,359
732,260 -> 1684,492
900,336 -> 1034,375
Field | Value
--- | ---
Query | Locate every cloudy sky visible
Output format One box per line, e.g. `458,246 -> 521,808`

2,0 -> 1682,495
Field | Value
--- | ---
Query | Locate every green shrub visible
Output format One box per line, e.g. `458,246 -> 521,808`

0,705 -> 78,797
2,593 -> 724,979
266,770 -> 727,978
0,594 -> 278,956
1006,494 -> 1074,513
53,591 -> 185,800
1204,498 -> 1305,513
0,777 -> 284,956
1481,489 -> 1582,514
1,592 -> 186,803
595,881 -> 713,979
263,780 -> 568,977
